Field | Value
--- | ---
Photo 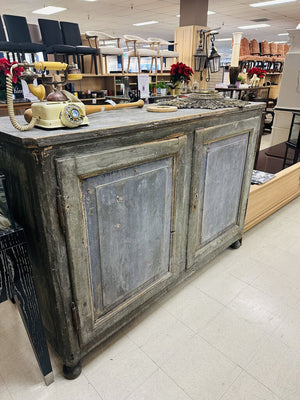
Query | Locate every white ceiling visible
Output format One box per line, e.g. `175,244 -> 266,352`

1,0 -> 299,56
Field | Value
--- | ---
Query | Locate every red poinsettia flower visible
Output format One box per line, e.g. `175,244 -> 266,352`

247,67 -> 267,79
170,62 -> 194,83
0,57 -> 24,87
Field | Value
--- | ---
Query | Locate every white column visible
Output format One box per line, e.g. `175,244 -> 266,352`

231,32 -> 243,67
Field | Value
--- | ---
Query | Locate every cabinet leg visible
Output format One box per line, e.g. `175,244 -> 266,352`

230,239 -> 242,249
63,362 -> 82,380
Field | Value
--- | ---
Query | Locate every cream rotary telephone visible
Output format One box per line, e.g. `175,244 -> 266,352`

6,61 -> 88,131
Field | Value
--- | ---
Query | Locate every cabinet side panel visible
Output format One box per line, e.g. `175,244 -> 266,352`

199,133 -> 249,246
81,158 -> 173,317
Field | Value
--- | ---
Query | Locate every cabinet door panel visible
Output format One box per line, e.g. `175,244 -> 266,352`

55,136 -> 187,345
82,158 -> 172,315
199,133 -> 248,246
188,117 -> 260,268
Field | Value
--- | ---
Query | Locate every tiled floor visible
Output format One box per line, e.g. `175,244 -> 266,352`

1,196 -> 299,400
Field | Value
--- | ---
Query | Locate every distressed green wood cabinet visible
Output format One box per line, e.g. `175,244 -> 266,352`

0,104 -> 263,377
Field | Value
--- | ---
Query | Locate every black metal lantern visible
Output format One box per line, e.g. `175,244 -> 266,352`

193,30 -> 208,80
208,34 -> 221,73
208,46 -> 221,73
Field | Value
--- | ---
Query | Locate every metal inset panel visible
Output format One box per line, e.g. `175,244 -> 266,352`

82,158 -> 173,318
199,133 -> 249,246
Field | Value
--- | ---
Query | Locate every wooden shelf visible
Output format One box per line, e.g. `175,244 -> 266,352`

75,72 -> 172,97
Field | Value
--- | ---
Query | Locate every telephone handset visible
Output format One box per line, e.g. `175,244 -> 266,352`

6,61 -> 88,131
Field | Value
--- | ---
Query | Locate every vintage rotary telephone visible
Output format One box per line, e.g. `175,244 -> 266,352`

6,61 -> 88,131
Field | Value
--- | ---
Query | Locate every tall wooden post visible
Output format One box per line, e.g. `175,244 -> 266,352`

175,0 -> 209,88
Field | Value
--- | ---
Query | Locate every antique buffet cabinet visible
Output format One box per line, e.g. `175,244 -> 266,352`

0,103 -> 263,377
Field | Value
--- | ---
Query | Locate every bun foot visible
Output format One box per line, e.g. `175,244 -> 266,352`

63,362 -> 82,380
230,239 -> 242,249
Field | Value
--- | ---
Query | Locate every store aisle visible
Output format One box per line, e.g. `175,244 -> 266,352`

0,196 -> 299,400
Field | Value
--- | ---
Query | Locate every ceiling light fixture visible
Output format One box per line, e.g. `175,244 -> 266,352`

133,21 -> 158,26
250,0 -> 296,7
278,32 -> 289,35
215,38 -> 232,41
238,23 -> 270,29
32,6 -> 66,15
274,40 -> 288,43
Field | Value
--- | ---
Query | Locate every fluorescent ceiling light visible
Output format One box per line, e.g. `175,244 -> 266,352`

250,0 -> 296,7
238,23 -> 270,29
133,21 -> 158,26
278,32 -> 289,35
32,6 -> 66,15
274,40 -> 287,43
215,38 -> 232,41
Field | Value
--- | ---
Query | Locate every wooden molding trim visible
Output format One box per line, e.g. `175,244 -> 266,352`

244,163 -> 300,232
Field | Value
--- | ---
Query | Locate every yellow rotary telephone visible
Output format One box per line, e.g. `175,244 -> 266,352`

6,61 -> 88,131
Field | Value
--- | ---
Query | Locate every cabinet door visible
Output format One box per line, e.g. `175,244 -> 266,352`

55,135 -> 187,346
187,117 -> 260,268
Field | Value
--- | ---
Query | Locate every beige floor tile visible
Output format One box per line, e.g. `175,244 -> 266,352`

220,371 -> 280,400
0,390 -> 13,400
127,369 -> 192,400
250,267 -> 300,309
84,345 -> 157,400
192,270 -> 248,305
0,339 -> 49,394
228,285 -> 288,334
226,256 -> 267,284
272,309 -> 300,351
162,284 -> 225,333
0,303 -> 35,361
250,245 -> 300,281
0,374 -> 12,400
246,335 -> 300,400
82,334 -> 136,378
199,307 -> 270,368
126,307 -> 194,365
161,334 -> 241,400
10,374 -> 103,400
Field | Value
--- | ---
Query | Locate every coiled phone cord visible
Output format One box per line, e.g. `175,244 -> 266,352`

6,64 -> 37,131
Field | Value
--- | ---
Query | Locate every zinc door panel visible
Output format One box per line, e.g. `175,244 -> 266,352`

187,117 -> 260,268
82,158 -> 172,314
55,135 -> 187,346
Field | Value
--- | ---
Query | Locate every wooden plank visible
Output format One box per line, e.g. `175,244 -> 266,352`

244,163 -> 300,231
174,25 -> 208,88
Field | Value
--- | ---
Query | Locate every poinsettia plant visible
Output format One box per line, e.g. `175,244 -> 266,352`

247,67 -> 266,78
170,62 -> 194,84
0,57 -> 24,88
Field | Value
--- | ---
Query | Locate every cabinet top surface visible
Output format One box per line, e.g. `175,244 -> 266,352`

0,103 -> 264,148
